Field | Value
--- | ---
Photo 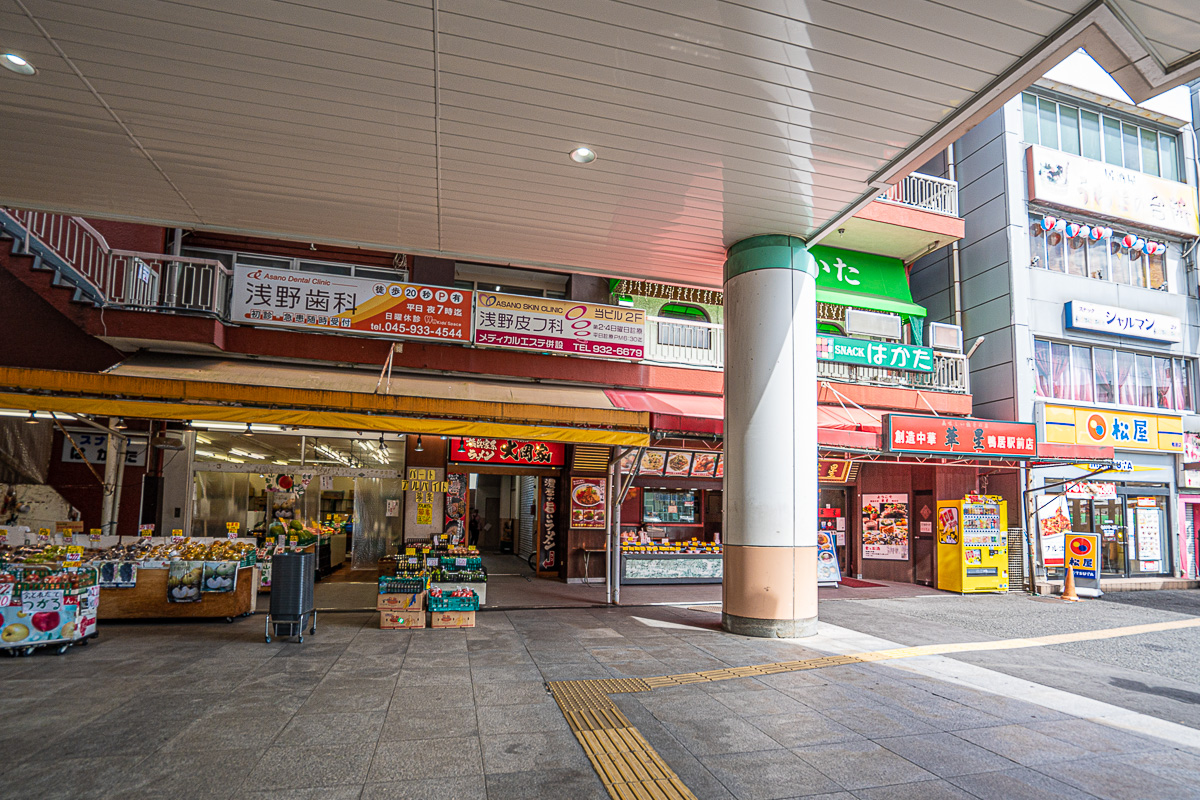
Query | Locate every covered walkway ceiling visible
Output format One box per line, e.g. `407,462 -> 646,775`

1,0 -> 1198,288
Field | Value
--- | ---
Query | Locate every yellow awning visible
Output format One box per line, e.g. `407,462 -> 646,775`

0,361 -> 650,447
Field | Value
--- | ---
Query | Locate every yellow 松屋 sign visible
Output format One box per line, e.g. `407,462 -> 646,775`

1042,404 -> 1182,452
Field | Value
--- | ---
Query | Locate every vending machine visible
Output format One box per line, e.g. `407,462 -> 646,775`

935,494 -> 1008,593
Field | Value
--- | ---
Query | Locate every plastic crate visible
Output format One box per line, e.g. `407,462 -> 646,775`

379,574 -> 427,594
427,590 -> 479,612
439,555 -> 482,571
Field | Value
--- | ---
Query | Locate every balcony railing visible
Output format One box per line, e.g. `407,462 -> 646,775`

877,172 -> 959,217
643,316 -> 724,370
643,316 -> 968,393
3,208 -> 230,315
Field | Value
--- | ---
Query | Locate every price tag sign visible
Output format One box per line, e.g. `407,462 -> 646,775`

455,557 -> 467,567
407,557 -> 418,565
139,524 -> 154,539
0,531 -> 6,547
266,537 -> 276,547
89,529 -> 102,546
289,536 -> 298,547
425,556 -> 439,568
0,584 -> 12,607
171,529 -> 184,545
64,545 -> 84,568
63,531 -> 74,546
37,528 -> 51,544
21,588 -> 65,614
226,522 -> 240,540
405,547 -> 416,556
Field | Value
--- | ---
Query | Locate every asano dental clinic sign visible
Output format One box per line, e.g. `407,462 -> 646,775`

231,265 -> 471,343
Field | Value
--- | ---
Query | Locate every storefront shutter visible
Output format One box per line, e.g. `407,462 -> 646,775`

518,476 -> 537,559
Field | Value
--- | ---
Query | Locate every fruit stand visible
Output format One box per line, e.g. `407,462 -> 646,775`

91,539 -> 259,621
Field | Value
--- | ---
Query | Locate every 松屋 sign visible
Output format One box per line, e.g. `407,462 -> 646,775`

473,293 -> 644,360
1027,144 -> 1199,237
1065,301 -> 1181,344
816,335 -> 933,373
231,265 -> 471,343
1042,404 -> 1182,452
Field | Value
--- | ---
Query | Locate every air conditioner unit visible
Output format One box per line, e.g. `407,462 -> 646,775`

929,322 -> 964,352
844,308 -> 901,340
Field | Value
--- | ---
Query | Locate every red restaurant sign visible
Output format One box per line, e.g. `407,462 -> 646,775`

886,415 -> 1037,457
448,438 -> 565,466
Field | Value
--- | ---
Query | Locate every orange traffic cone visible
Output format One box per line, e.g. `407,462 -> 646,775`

1061,564 -> 1079,602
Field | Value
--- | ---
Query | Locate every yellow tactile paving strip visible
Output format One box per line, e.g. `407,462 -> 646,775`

548,615 -> 1200,800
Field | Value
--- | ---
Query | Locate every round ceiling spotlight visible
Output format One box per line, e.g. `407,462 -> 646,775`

1,53 -> 36,76
569,146 -> 597,164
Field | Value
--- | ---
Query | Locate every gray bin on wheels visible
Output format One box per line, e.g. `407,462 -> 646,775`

266,551 -> 316,643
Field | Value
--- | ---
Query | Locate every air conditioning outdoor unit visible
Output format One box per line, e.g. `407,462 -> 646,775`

844,308 -> 901,340
929,322 -> 964,352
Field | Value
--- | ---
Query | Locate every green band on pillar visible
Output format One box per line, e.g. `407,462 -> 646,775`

724,235 -> 818,285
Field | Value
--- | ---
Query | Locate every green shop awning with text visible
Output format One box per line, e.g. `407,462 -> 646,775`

809,245 -> 926,318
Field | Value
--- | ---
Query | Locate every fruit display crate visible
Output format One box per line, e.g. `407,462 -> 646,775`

1,565 -> 99,656
379,574 -> 427,594
427,591 -> 479,612
439,555 -> 483,570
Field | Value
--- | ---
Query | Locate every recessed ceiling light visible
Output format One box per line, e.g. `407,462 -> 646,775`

569,146 -> 597,164
1,53 -> 36,76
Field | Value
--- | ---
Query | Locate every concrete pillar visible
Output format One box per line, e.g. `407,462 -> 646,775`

722,235 -> 818,638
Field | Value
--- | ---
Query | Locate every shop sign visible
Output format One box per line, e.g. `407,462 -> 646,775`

444,473 -> 468,543
473,293 -> 644,360
816,334 -> 934,373
570,478 -> 606,530
61,430 -> 147,467
448,438 -> 565,466
404,467 -> 446,538
1026,144 -> 1200,237
1066,533 -> 1101,594
810,245 -> 918,302
862,493 -> 909,561
1042,404 -> 1182,452
1037,494 -> 1070,567
818,459 -> 853,483
231,265 -> 471,343
887,415 -> 1037,457
1065,301 -> 1181,344
1064,481 -> 1117,500
1184,433 -> 1200,490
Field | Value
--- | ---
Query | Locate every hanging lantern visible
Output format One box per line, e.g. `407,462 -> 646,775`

1088,225 -> 1104,241
1077,224 -> 1091,239
1134,237 -> 1147,252
1121,234 -> 1138,249
1041,216 -> 1057,232
1052,218 -> 1067,233
1065,222 -> 1081,238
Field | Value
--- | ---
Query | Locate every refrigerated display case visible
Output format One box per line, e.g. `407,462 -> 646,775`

936,494 -> 1008,593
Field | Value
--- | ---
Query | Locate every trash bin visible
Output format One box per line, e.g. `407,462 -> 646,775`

265,551 -> 316,643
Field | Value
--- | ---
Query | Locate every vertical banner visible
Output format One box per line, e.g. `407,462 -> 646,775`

816,531 -> 842,586
1066,532 -> 1102,597
1037,495 -> 1071,567
402,467 -> 447,542
444,473 -> 469,544
538,476 -> 559,573
861,494 -> 909,560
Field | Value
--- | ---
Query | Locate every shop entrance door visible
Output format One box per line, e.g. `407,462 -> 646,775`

912,491 -> 935,586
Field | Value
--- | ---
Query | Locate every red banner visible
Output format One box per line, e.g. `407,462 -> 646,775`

887,415 -> 1036,457
448,438 -> 565,466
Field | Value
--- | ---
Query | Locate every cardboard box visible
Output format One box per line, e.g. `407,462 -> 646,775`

377,591 -> 424,611
380,609 -> 426,629
429,610 -> 475,629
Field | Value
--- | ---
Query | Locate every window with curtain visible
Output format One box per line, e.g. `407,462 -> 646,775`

1036,339 -> 1193,412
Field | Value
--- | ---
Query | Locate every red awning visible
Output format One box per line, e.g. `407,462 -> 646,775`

604,390 -> 723,418
817,405 -> 884,432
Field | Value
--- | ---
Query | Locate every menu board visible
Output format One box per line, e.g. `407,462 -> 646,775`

861,494 -> 909,560
639,450 -> 665,476
570,478 -> 606,529
690,452 -> 718,478
714,456 -> 724,479
444,472 -> 469,544
1136,506 -> 1161,561
1037,494 -> 1070,567
816,531 -> 842,585
664,452 -> 693,477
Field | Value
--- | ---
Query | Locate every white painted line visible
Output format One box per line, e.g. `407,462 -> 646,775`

802,622 -> 1200,750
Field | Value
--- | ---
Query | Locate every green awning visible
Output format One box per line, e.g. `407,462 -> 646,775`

809,245 -> 926,318
816,286 -> 927,318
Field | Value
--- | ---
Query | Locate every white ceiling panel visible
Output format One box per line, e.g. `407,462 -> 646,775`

1,0 -> 1197,287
